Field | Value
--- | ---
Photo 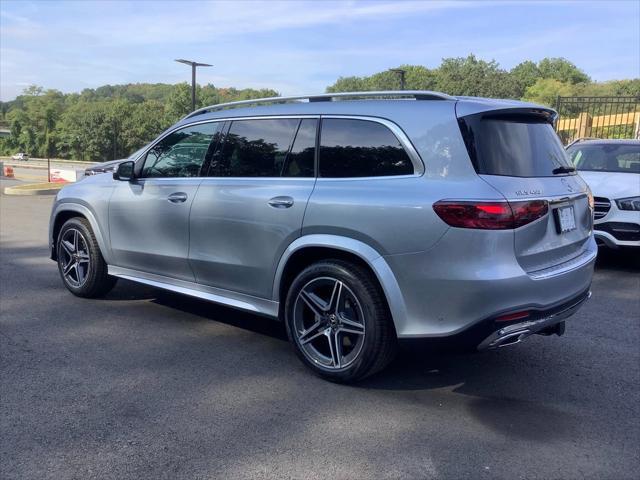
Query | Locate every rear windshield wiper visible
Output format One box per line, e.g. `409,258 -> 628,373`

552,166 -> 576,175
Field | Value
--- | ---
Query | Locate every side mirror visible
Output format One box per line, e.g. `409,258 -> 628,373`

113,161 -> 135,181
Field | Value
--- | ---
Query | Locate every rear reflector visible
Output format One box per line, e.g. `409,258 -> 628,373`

496,311 -> 530,322
433,200 -> 548,230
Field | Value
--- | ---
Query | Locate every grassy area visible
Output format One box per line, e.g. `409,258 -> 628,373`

3,182 -> 66,196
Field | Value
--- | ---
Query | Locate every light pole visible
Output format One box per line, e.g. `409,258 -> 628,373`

391,68 -> 406,90
175,59 -> 212,112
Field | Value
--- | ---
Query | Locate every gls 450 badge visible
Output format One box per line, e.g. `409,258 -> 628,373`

515,189 -> 542,196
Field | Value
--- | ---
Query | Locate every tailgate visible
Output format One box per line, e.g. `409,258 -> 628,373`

481,175 -> 592,273
457,107 -> 593,273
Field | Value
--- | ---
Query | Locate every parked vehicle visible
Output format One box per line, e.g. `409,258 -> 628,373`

84,148 -> 146,176
84,159 -> 124,176
11,152 -> 29,161
567,139 -> 640,249
49,92 -> 596,382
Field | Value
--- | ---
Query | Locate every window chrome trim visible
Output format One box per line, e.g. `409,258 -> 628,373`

135,116 -> 321,173
319,115 -> 425,176
133,113 -> 424,179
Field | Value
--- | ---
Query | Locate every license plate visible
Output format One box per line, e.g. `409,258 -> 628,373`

555,205 -> 576,233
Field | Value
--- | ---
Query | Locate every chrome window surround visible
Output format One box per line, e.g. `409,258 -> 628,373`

133,114 -> 425,179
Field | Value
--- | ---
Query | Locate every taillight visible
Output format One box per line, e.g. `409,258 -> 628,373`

433,200 -> 548,230
495,310 -> 530,322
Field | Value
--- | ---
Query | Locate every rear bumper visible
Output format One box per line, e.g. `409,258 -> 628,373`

383,230 -> 597,338
477,289 -> 590,350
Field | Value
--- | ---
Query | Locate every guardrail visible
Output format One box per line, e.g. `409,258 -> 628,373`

0,156 -> 96,167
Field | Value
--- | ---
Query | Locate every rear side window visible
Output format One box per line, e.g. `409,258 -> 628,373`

319,118 -> 414,177
459,114 -> 572,177
142,122 -> 221,178
212,118 -> 301,177
283,119 -> 317,177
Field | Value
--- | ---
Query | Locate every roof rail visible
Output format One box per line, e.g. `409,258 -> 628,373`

183,90 -> 455,120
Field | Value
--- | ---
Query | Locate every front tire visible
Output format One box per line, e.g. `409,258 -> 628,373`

284,260 -> 397,383
56,217 -> 117,298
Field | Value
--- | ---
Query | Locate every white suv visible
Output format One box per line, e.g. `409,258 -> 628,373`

567,139 -> 640,249
11,152 -> 29,161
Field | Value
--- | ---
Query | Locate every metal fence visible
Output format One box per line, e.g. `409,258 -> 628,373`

554,96 -> 640,144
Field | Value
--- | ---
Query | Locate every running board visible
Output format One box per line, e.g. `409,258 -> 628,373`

108,266 -> 279,318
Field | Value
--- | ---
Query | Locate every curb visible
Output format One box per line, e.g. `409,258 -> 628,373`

3,182 -> 65,196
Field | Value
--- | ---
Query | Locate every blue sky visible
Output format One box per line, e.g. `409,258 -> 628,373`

1,0 -> 638,101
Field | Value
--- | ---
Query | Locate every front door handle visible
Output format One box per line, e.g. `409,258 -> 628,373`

268,196 -> 294,208
168,192 -> 188,203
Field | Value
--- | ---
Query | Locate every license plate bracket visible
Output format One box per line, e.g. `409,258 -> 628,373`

554,205 -> 576,234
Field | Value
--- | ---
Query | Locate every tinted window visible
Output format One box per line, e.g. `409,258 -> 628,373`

568,143 -> 640,173
212,118 -> 299,177
142,122 -> 220,178
283,119 -> 317,177
459,115 -> 572,177
319,119 -> 413,177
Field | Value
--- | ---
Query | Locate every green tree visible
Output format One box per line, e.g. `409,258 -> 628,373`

511,60 -> 541,98
537,57 -> 590,84
121,100 -> 167,155
523,78 -> 577,106
434,55 -> 519,97
326,76 -> 370,93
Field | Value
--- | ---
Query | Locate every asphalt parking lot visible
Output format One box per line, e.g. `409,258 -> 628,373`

1,179 -> 639,480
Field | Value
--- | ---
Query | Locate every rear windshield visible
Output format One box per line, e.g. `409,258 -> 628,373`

459,114 -> 573,177
567,143 -> 640,174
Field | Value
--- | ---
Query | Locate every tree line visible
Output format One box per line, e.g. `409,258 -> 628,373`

326,55 -> 639,104
1,55 -> 638,162
0,84 -> 278,161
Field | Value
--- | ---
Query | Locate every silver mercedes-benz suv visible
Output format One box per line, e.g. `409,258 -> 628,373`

49,91 -> 596,382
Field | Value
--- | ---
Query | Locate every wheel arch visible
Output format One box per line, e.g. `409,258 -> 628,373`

273,235 -> 408,331
50,203 -> 111,262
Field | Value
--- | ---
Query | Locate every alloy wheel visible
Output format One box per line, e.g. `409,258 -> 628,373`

59,228 -> 90,288
293,276 -> 366,370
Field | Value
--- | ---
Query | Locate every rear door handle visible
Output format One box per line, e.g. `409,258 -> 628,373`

168,192 -> 188,203
268,196 -> 294,208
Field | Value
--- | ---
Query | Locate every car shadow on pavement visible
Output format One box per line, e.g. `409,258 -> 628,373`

149,289 -> 288,341
103,280 -> 158,301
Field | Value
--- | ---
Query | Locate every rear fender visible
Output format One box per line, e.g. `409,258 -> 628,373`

272,234 -> 408,332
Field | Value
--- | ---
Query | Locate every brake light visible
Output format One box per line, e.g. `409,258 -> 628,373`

433,200 -> 548,230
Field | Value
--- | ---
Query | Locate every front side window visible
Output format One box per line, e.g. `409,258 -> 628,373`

141,122 -> 221,178
319,118 -> 414,178
211,118 -> 304,177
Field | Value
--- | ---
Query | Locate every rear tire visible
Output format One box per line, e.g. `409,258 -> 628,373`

56,217 -> 117,298
284,259 -> 397,383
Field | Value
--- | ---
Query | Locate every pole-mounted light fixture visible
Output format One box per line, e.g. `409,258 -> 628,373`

175,59 -> 213,112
